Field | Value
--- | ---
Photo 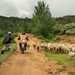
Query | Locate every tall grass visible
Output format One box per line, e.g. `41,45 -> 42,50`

0,43 -> 16,63
44,49 -> 75,66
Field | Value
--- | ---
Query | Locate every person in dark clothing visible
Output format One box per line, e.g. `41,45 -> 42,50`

3,32 -> 12,43
3,32 -> 12,50
19,40 -> 27,54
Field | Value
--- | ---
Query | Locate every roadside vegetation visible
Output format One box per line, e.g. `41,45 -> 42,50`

44,50 -> 75,66
69,72 -> 75,75
0,44 -> 16,62
0,32 -> 16,63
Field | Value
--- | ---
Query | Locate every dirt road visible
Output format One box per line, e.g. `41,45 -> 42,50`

0,34 -> 48,75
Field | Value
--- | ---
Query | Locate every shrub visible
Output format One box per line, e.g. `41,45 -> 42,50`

0,32 -> 4,37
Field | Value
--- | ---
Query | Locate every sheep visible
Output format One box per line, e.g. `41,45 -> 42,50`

40,42 -> 48,49
41,42 -> 75,54
47,43 -> 59,53
58,43 -> 69,54
47,43 -> 69,54
68,51 -> 75,57
68,46 -> 75,57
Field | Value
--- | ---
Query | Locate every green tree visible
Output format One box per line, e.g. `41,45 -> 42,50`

31,1 -> 55,37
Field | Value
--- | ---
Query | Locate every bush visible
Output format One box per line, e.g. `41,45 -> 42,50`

0,32 -> 4,37
69,72 -> 75,75
13,32 -> 18,37
53,23 -> 75,35
65,28 -> 75,35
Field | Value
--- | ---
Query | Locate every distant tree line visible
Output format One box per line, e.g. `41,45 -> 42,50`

55,15 -> 75,24
0,16 -> 31,33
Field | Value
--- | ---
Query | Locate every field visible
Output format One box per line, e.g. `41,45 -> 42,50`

44,51 -> 75,66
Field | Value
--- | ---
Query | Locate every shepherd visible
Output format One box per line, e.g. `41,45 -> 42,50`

3,32 -> 13,51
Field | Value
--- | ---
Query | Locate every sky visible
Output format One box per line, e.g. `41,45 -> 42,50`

0,0 -> 75,18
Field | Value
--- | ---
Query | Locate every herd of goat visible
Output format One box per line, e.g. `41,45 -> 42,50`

40,42 -> 75,57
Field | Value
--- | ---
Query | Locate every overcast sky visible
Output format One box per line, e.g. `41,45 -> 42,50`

0,0 -> 75,18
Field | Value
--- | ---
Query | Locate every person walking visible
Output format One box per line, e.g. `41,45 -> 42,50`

3,32 -> 13,51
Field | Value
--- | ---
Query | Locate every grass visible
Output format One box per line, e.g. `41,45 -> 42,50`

68,72 -> 75,75
44,50 -> 75,66
0,50 -> 13,62
36,34 -> 57,42
0,43 -> 16,63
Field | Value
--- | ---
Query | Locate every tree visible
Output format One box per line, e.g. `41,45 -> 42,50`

31,1 -> 55,37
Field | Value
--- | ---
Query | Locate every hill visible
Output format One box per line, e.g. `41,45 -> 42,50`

0,16 -> 31,32
55,15 -> 75,24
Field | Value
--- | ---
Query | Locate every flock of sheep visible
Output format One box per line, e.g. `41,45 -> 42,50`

40,42 -> 75,57
18,33 -> 75,57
